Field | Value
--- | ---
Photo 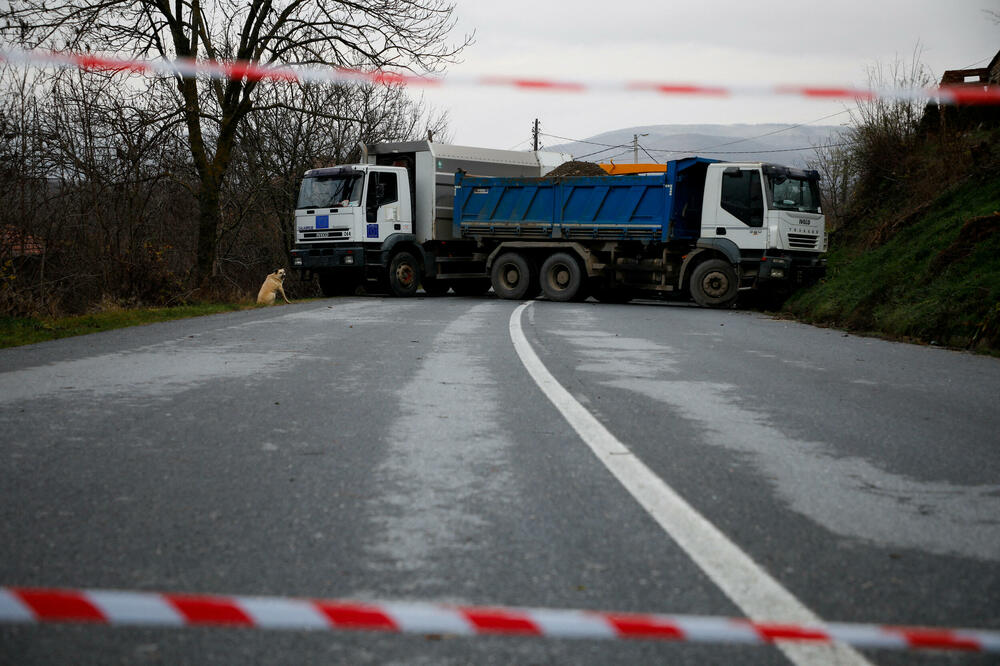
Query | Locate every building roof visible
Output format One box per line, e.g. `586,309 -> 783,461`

940,49 -> 1000,86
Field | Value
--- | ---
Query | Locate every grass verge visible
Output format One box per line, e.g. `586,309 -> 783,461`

784,174 -> 1000,355
0,302 -> 260,349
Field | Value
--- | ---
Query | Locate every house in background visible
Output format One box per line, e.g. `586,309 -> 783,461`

924,49 -> 1000,132
940,50 -> 1000,87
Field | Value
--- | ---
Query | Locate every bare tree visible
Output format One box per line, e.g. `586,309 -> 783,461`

844,48 -> 934,204
0,58 -> 202,313
229,78 -> 450,278
1,1 -> 469,289
807,139 -> 853,229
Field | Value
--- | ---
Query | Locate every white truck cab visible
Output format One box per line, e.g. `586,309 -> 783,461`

701,162 -> 826,255
294,165 -> 412,247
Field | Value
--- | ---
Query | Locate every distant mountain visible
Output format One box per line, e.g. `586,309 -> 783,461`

543,124 -> 845,169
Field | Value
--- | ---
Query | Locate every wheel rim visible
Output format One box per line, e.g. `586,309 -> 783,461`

553,266 -> 571,289
396,263 -> 415,287
702,270 -> 730,298
502,264 -> 521,289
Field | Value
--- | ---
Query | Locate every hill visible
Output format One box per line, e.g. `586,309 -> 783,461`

784,112 -> 1000,354
545,123 -> 843,169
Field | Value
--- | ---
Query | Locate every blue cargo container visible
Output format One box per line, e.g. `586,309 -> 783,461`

454,157 -> 719,244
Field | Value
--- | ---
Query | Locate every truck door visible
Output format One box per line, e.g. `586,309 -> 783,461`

363,170 -> 409,242
712,167 -> 767,253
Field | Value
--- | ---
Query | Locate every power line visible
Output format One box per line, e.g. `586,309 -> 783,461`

541,106 -> 854,160
570,138 -> 850,159
539,132 -> 624,148
570,143 -> 633,160
643,142 -> 851,155
687,108 -> 853,152
601,148 -> 635,163
959,53 -> 993,70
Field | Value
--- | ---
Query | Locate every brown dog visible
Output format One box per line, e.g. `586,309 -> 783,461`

256,268 -> 291,305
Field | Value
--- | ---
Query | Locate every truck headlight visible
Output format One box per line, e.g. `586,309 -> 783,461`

771,268 -> 785,279
343,255 -> 355,265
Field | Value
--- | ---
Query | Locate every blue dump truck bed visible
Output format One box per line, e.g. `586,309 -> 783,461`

453,157 -> 718,243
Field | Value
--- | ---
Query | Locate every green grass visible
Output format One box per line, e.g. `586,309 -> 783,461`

785,173 -> 1000,353
0,302 -> 260,349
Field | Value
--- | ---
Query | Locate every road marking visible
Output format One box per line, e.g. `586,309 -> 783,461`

508,302 -> 871,666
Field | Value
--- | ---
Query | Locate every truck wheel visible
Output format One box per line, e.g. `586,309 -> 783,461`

690,259 -> 738,308
318,272 -> 359,297
491,252 -> 536,300
388,251 -> 420,297
540,252 -> 584,302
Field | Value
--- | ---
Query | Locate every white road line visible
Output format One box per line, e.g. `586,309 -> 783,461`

508,302 -> 871,666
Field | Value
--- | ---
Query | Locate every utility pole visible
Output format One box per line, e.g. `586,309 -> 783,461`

532,119 -> 540,151
633,133 -> 649,164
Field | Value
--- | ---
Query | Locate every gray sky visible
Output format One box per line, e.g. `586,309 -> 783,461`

419,1 -> 999,151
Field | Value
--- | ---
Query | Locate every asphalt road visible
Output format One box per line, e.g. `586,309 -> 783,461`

1,295 -> 998,665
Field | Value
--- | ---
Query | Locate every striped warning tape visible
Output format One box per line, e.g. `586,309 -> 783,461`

1,586 -> 998,653
1,46 -> 999,105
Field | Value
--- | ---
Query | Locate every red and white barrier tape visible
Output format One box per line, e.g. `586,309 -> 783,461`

1,586 -> 998,653
2,46 -> 999,105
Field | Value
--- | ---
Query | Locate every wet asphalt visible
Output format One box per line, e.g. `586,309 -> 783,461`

1,294 -> 998,665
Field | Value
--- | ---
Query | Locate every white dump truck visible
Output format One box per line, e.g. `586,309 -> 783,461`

290,141 -> 826,306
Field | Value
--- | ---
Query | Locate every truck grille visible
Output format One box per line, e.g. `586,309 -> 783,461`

787,233 -> 820,250
300,227 -> 350,240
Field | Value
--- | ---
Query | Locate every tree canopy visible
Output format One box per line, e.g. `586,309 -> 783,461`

1,1 -> 469,286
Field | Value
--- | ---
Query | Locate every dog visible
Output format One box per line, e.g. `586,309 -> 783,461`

257,268 -> 291,305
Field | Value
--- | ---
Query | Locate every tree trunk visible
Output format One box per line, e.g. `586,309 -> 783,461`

195,174 -> 221,286
192,103 -> 242,288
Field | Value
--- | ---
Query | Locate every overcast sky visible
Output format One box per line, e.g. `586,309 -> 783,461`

418,1 -> 999,151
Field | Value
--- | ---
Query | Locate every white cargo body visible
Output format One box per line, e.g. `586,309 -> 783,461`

362,141 -> 570,242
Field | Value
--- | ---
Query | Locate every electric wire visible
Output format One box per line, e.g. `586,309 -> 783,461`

639,144 -> 660,164
571,143 -> 633,160
683,108 -> 853,152
543,110 -> 850,154
572,141 -> 849,159
540,107 -> 855,160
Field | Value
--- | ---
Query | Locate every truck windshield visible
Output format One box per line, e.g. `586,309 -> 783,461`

766,175 -> 821,214
297,174 -> 364,209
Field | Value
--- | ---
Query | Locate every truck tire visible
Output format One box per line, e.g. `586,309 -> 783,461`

388,251 -> 420,297
540,252 -> 585,302
318,272 -> 359,297
690,259 -> 738,308
491,252 -> 536,300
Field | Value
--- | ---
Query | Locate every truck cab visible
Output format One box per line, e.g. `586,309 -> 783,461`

294,165 -> 412,245
691,162 -> 827,303
292,165 -> 414,294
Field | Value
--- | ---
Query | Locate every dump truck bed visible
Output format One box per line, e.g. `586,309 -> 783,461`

453,157 -> 717,244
